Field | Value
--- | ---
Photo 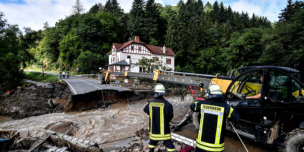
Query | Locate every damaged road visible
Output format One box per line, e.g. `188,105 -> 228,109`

0,78 -> 152,120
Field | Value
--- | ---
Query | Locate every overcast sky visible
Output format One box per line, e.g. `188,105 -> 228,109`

0,0 -> 287,32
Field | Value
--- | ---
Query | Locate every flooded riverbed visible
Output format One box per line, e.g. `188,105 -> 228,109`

0,95 -> 193,146
0,95 -> 280,151
0,116 -> 11,123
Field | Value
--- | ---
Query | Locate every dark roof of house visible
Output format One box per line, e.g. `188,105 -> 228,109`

144,44 -> 175,56
109,38 -> 175,56
109,60 -> 130,66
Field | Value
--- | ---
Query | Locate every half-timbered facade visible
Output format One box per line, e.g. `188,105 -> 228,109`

108,36 -> 175,73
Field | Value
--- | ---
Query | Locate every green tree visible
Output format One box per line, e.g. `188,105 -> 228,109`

196,0 -> 204,16
149,38 -> 158,46
195,28 -> 225,74
0,13 -> 25,89
204,2 -> 212,13
144,0 -> 161,43
104,0 -> 123,16
278,0 -> 294,22
218,2 -> 226,24
76,51 -> 104,73
89,3 -> 103,14
128,0 -> 146,39
19,27 -> 42,68
212,1 -> 219,23
223,28 -> 265,69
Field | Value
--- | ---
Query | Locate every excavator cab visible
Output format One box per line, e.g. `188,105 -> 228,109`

224,66 -> 304,145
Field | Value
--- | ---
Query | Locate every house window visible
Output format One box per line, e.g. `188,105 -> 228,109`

166,58 -> 171,64
153,57 -> 159,61
139,47 -> 141,52
131,46 -> 134,51
127,55 -> 131,59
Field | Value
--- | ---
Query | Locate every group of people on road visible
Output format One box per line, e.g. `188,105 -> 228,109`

144,83 -> 240,152
59,71 -> 69,79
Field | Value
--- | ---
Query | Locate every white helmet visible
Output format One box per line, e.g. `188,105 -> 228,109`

155,83 -> 166,93
209,85 -> 222,95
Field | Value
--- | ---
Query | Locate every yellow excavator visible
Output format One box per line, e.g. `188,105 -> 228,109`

103,66 -> 304,151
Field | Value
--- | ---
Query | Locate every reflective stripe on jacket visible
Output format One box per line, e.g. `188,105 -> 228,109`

190,98 -> 239,152
143,96 -> 174,141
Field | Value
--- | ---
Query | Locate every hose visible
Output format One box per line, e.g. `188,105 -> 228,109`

230,121 -> 249,152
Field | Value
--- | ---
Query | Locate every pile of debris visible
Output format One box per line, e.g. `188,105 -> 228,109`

0,83 -> 71,119
116,129 -> 193,152
0,130 -> 102,152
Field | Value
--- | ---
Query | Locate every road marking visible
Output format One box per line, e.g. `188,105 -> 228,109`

77,78 -> 102,89
63,79 -> 77,95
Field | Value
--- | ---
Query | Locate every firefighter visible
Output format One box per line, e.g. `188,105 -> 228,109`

143,83 -> 175,152
190,85 -> 239,152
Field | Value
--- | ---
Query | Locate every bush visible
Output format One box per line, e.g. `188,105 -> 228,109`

35,63 -> 41,68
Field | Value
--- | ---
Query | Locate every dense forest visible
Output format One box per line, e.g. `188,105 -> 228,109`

1,0 -> 304,88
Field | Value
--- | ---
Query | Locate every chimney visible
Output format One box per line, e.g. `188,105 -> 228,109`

163,44 -> 166,54
135,36 -> 139,42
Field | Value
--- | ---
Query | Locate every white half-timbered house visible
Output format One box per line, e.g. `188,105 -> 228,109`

108,36 -> 175,73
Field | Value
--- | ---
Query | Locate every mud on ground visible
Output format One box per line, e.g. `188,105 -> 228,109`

64,90 -> 154,112
0,82 -> 70,119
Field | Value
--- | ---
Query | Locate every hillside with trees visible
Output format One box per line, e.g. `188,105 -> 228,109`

1,0 -> 304,89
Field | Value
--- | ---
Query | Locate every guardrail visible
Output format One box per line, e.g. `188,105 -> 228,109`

75,74 -> 96,77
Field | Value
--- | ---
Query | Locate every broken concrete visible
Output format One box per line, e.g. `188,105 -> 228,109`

0,130 -> 102,152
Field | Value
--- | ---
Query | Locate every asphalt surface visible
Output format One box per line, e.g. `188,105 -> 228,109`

25,71 -> 130,95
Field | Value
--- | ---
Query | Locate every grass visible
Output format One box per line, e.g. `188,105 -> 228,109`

23,67 -> 79,75
23,67 -> 59,73
25,72 -> 59,83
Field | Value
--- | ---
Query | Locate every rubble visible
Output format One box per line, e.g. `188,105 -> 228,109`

0,130 -> 102,152
116,129 -> 193,152
0,82 -> 70,119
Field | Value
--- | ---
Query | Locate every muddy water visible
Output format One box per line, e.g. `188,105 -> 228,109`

0,95 -> 194,147
0,116 -> 11,123
0,95 -> 279,151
